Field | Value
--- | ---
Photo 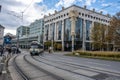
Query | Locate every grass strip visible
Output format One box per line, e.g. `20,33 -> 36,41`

65,51 -> 120,61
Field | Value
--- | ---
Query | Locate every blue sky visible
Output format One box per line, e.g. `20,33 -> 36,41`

0,0 -> 120,35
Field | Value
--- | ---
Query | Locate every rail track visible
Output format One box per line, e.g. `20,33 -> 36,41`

13,55 -> 29,80
12,54 -> 64,80
32,55 -> 120,80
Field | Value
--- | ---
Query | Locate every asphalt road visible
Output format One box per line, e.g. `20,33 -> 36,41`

40,52 -> 120,80
4,50 -> 120,80
43,53 -> 120,74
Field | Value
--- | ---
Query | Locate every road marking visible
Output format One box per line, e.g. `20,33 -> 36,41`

2,70 -> 7,74
87,62 -> 110,66
73,69 -> 99,77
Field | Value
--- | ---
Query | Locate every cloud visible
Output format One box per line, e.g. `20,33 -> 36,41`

4,29 -> 16,36
85,0 -> 96,6
101,3 -> 112,7
55,0 -> 83,8
0,0 -> 45,35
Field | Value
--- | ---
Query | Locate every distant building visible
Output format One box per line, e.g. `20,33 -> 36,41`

16,26 -> 30,38
5,33 -> 16,38
13,19 -> 44,49
44,5 -> 110,51
0,25 -> 5,45
29,18 -> 44,44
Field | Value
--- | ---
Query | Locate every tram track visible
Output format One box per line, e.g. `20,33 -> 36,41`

32,55 -> 120,80
38,55 -> 120,77
32,56 -> 96,80
13,55 -> 29,80
12,54 -> 64,80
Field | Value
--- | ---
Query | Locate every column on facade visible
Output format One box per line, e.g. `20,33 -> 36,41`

38,34 -> 40,43
82,19 -> 86,51
54,22 -> 57,41
91,21 -> 94,50
48,24 -> 51,40
56,22 -> 58,40
44,25 -> 46,42
62,20 -> 64,51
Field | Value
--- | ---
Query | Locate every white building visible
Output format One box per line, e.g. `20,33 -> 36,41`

0,25 -> 5,45
13,19 -> 44,49
44,5 -> 110,51
29,18 -> 44,44
16,26 -> 29,38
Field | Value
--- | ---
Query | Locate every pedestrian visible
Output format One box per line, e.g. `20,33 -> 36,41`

8,48 -> 11,54
0,47 -> 3,56
49,46 -> 52,53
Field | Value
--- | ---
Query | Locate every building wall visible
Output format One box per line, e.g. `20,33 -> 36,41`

44,5 -> 110,51
16,26 -> 30,38
0,25 -> 5,45
29,18 -> 44,43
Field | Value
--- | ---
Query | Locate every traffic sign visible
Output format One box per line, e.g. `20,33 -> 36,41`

4,35 -> 12,44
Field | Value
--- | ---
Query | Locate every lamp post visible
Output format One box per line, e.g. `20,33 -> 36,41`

69,10 -> 79,52
17,30 -> 20,48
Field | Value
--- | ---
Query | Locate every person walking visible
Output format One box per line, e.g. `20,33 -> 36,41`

0,46 -> 3,56
49,46 -> 52,53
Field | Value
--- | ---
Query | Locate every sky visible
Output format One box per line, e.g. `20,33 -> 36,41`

0,0 -> 120,35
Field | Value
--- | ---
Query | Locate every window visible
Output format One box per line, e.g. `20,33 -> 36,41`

82,13 -> 84,16
67,13 -> 69,16
86,20 -> 92,40
75,18 -> 83,41
64,18 -> 71,41
57,21 -> 62,40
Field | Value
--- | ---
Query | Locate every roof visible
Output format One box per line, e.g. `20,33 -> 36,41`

0,24 -> 5,29
44,5 -> 111,18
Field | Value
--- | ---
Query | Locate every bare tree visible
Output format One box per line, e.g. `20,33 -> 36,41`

106,12 -> 120,51
91,22 -> 107,50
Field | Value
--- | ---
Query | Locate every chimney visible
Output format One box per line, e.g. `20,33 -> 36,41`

54,10 -> 57,14
93,8 -> 95,12
84,5 -> 87,9
100,11 -> 103,14
49,13 -> 51,16
62,6 -> 64,10
44,15 -> 47,18
107,14 -> 111,17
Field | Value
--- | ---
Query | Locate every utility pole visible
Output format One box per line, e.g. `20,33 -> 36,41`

0,5 -> 1,12
17,30 -> 20,48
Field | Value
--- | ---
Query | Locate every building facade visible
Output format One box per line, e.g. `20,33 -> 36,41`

29,19 -> 44,44
0,25 -> 5,45
12,19 -> 44,49
16,26 -> 30,38
44,5 -> 110,51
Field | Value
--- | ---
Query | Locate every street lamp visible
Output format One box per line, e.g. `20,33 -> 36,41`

17,30 -> 20,48
69,10 -> 79,52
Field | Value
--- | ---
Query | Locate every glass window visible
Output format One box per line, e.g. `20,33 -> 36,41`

64,18 -> 71,41
50,23 -> 55,40
86,20 -> 92,40
75,18 -> 83,41
57,21 -> 62,40
45,25 -> 49,40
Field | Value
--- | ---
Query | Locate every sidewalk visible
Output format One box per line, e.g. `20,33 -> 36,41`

0,52 -> 12,80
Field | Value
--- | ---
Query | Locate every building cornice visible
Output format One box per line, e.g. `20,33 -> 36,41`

44,5 -> 111,19
0,24 -> 5,29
